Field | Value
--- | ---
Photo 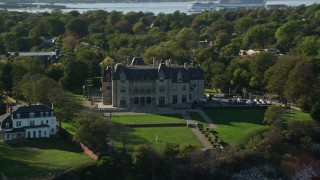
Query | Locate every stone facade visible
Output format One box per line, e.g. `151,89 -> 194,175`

102,57 -> 204,108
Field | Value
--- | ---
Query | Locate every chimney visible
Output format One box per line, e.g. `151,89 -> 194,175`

126,56 -> 130,65
184,63 -> 187,68
168,59 -> 171,67
7,105 -> 13,115
153,57 -> 156,66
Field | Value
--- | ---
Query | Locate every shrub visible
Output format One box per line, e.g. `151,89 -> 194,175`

310,101 -> 320,121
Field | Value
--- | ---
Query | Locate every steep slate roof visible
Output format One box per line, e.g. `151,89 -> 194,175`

12,104 -> 53,119
102,66 -> 112,82
0,113 -> 12,129
131,57 -> 145,65
109,58 -> 204,82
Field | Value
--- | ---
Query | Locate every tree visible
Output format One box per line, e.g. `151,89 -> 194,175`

299,36 -> 320,57
60,59 -> 88,92
264,54 -> 299,95
284,60 -> 317,111
243,24 -> 274,48
310,101 -> 320,121
249,52 -> 277,89
275,20 -> 302,52
74,112 -> 111,151
65,18 -> 88,37
234,17 -> 255,33
175,28 -> 198,50
264,105 -> 285,126
132,143 -> 157,178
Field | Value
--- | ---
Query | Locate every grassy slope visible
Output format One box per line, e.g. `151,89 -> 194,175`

112,114 -> 185,124
189,112 -> 207,124
62,121 -> 77,135
115,126 -> 203,154
0,138 -> 93,178
204,108 -> 268,146
283,109 -> 312,122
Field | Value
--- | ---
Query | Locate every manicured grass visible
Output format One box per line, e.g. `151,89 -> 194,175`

204,107 -> 268,146
189,112 -> 207,124
283,109 -> 312,122
0,138 -> 93,178
112,114 -> 185,124
205,88 -> 217,94
61,121 -> 77,135
114,127 -> 203,154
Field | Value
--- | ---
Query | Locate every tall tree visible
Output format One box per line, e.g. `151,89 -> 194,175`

264,54 -> 299,95
284,59 -> 318,111
74,112 -> 111,151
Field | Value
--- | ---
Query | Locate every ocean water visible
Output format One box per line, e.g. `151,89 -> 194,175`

3,0 -> 320,14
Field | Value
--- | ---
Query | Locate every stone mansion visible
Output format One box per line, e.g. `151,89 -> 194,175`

102,57 -> 204,108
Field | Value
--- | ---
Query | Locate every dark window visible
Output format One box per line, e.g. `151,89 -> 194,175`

159,97 -> 165,105
146,86 -> 151,93
140,97 -> 145,105
134,97 -> 139,104
182,95 -> 187,103
146,97 -> 151,104
120,87 -> 126,93
173,95 -> 178,104
120,98 -> 126,107
159,86 -> 165,92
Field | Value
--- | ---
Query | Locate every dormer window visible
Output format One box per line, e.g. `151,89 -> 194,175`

40,112 -> 44,117
177,71 -> 182,83
17,113 -> 21,119
51,112 -> 54,116
29,112 -> 35,118
106,74 -> 111,81
46,112 -> 49,117
120,72 -> 126,83
159,72 -> 164,81
6,123 -> 9,128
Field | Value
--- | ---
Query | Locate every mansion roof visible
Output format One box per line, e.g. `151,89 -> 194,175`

103,58 -> 204,82
0,104 -> 54,130
12,104 -> 54,119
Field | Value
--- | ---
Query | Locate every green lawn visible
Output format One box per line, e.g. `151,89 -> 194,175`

61,121 -> 77,135
0,138 -> 93,178
189,112 -> 207,124
204,107 -> 268,146
115,126 -> 203,154
283,109 -> 312,122
112,114 -> 185,124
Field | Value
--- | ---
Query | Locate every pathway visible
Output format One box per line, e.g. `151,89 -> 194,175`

189,109 -> 217,128
181,112 -> 213,150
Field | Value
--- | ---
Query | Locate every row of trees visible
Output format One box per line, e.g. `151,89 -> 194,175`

61,109 -> 320,179
1,5 -> 320,111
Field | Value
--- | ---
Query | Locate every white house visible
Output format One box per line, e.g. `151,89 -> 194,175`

0,104 -> 56,141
